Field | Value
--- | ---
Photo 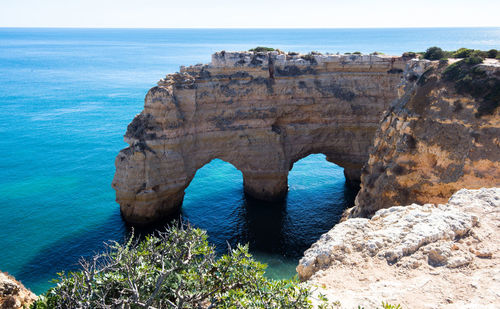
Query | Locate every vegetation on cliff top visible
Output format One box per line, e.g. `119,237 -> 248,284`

31,224 -> 326,309
249,46 -> 275,52
408,46 -> 499,117
443,58 -> 500,117
420,46 -> 499,61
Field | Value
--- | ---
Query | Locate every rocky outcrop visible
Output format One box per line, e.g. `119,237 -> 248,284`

352,59 -> 500,217
112,51 -> 406,224
298,188 -> 500,308
0,272 -> 36,309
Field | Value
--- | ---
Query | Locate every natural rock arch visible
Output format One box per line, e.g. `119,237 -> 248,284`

112,51 -> 407,224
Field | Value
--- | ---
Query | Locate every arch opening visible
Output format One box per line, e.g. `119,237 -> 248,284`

285,153 -> 357,247
175,153 -> 357,280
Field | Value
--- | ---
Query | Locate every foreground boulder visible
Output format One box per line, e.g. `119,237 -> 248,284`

298,188 -> 500,308
0,272 -> 36,309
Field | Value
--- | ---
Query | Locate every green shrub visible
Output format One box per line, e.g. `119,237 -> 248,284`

443,56 -> 499,117
423,46 -> 445,60
472,50 -> 488,59
402,52 -> 417,58
464,55 -> 484,65
249,46 -> 275,52
352,51 -> 362,55
452,48 -> 473,58
31,225 -> 319,309
487,49 -> 498,58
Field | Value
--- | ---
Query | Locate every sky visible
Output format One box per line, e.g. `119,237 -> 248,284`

0,0 -> 499,28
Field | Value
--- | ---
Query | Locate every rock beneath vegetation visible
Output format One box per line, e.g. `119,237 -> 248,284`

112,51 -> 407,224
298,188 -> 500,308
0,272 -> 36,309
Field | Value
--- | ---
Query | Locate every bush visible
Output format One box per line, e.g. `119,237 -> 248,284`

249,46 -> 275,52
423,46 -> 445,60
452,48 -> 473,58
464,56 -> 483,66
31,225 -> 319,309
487,49 -> 498,58
443,55 -> 498,117
402,52 -> 417,59
471,50 -> 488,59
352,51 -> 362,55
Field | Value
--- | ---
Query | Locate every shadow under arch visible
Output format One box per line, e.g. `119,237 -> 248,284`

283,153 -> 357,254
178,153 -> 357,263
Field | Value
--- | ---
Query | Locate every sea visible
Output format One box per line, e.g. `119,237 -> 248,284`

1,27 -> 499,294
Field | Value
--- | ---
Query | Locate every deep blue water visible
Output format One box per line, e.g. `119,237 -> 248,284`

1,28 -> 499,294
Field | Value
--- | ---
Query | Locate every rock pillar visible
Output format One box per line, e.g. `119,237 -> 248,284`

243,170 -> 288,201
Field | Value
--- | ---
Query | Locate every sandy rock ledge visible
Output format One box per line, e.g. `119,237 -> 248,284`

298,188 -> 500,308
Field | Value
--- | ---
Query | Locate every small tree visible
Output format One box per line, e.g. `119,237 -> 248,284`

487,49 -> 498,58
423,46 -> 445,60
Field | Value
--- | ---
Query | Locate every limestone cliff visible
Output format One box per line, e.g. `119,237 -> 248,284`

351,59 -> 500,217
112,51 -> 406,224
0,272 -> 36,309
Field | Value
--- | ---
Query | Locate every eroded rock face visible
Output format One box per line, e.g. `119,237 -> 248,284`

113,51 -> 406,224
352,59 -> 500,217
0,272 -> 36,309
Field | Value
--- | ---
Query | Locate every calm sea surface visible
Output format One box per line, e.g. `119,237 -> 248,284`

1,28 -> 499,294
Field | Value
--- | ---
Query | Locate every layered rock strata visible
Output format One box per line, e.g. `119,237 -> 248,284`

0,272 -> 36,309
298,188 -> 500,308
113,51 -> 406,224
352,59 -> 500,217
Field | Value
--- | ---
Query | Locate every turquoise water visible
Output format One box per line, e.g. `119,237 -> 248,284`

1,28 -> 499,294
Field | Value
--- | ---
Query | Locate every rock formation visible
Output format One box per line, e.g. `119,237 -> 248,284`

351,59 -> 500,217
0,272 -> 36,309
297,188 -> 500,308
112,51 -> 406,224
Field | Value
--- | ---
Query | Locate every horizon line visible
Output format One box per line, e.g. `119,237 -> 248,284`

1,26 -> 499,30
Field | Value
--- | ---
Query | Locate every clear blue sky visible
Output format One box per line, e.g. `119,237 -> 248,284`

1,0 -> 499,28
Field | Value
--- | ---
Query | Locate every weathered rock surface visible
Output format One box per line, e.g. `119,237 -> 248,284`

298,188 -> 500,308
352,59 -> 500,217
0,272 -> 36,309
112,51 -> 406,224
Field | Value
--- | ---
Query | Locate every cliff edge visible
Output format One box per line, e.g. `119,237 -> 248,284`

298,188 -> 500,308
352,58 -> 500,217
